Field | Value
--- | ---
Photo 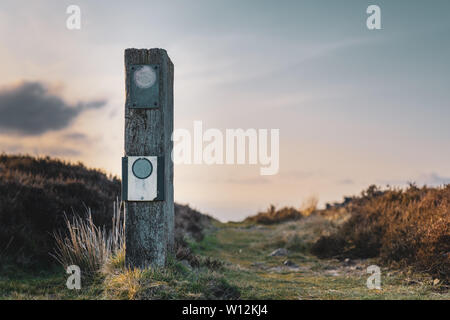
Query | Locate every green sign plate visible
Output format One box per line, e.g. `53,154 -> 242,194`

127,64 -> 159,109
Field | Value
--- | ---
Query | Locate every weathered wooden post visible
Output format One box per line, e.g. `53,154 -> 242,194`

122,48 -> 174,268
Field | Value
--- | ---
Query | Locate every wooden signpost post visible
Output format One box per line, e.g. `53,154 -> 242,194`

123,48 -> 174,268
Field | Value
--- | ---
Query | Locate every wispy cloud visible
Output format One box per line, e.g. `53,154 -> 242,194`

337,179 -> 354,185
0,81 -> 106,135
379,173 -> 450,187
225,176 -> 270,185
415,173 -> 450,186
0,142 -> 81,157
61,132 -> 89,142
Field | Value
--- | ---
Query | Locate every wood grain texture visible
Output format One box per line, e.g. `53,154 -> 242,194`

124,48 -> 174,268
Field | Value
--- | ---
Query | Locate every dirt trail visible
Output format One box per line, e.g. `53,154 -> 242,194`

194,218 -> 449,300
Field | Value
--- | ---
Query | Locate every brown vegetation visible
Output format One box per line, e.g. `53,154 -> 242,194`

312,185 -> 450,283
0,154 -> 213,268
0,154 -> 120,267
244,196 -> 318,225
244,205 -> 303,224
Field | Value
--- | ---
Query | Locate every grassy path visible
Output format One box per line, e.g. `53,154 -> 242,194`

192,219 -> 449,300
1,216 -> 448,300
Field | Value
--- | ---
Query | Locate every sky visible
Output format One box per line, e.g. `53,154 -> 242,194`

0,0 -> 449,221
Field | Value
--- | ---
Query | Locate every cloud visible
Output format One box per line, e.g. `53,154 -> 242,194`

61,132 -> 89,141
225,176 -> 269,185
336,179 -> 354,185
415,173 -> 450,186
379,172 -> 450,187
0,81 -> 106,135
0,143 -> 81,157
279,170 -> 316,180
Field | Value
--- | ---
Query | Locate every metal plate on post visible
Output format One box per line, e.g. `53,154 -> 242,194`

122,156 -> 164,201
128,64 -> 159,109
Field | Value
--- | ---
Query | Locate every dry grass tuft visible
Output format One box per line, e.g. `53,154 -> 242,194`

300,196 -> 319,217
52,199 -> 125,275
104,268 -> 145,300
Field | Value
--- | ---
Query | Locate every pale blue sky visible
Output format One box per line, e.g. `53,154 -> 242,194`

0,1 -> 449,220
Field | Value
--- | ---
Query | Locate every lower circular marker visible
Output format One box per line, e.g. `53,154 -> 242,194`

132,158 -> 153,179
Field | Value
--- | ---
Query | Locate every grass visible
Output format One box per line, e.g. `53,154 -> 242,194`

103,258 -> 239,300
1,216 -> 448,299
191,217 -> 449,300
0,266 -> 104,300
24,200 -> 236,300
0,253 -> 238,300
52,200 -> 125,275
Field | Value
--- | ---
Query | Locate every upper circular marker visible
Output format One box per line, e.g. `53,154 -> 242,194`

134,65 -> 156,89
132,158 -> 153,179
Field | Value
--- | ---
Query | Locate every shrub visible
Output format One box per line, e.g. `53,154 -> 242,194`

312,185 -> 450,283
300,196 -> 319,217
0,154 -> 213,269
175,204 -> 214,242
0,154 -> 120,267
244,205 -> 304,225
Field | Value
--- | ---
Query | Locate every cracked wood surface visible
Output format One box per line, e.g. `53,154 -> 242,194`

124,48 -> 174,268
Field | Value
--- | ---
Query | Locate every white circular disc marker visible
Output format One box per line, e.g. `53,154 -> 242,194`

134,65 -> 157,89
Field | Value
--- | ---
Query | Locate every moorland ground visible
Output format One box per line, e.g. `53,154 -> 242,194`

0,155 -> 448,299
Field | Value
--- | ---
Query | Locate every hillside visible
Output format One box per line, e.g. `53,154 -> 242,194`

0,154 -> 448,299
243,185 -> 449,284
0,154 -> 213,268
313,185 -> 450,283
